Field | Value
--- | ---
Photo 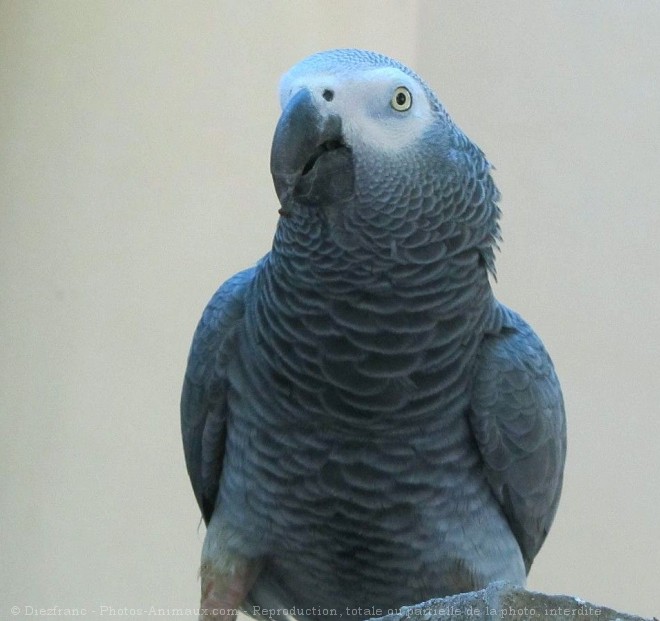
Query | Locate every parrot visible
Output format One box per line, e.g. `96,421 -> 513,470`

181,48 -> 566,621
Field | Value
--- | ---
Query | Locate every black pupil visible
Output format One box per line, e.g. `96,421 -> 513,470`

396,91 -> 407,106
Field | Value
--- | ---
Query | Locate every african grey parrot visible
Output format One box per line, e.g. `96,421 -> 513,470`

181,49 -> 566,621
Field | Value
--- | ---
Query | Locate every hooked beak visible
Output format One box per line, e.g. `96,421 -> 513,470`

270,88 -> 354,211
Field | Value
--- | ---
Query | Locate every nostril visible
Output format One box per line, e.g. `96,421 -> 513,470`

322,89 -> 334,102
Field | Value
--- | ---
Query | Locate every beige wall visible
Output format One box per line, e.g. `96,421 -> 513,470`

1,1 -> 658,618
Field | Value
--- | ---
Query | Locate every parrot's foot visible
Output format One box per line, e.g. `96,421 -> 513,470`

198,558 -> 261,621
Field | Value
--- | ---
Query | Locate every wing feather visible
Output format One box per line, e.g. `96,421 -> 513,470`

470,305 -> 566,571
180,266 -> 256,524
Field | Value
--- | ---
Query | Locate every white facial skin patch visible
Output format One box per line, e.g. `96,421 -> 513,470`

278,66 -> 435,155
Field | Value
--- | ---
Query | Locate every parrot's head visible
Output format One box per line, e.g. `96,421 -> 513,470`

270,49 -> 500,273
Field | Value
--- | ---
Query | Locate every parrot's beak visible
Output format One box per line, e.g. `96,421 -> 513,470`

270,88 -> 354,211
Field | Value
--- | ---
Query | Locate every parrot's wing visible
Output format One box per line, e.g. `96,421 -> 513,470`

181,266 -> 256,524
469,304 -> 566,572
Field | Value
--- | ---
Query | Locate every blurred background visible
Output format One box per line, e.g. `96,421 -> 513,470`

1,1 -> 658,618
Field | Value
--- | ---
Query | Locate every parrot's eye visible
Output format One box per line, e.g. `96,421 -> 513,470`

391,86 -> 412,112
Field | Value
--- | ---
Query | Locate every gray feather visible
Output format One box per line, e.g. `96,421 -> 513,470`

470,304 -> 566,572
181,266 -> 255,523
